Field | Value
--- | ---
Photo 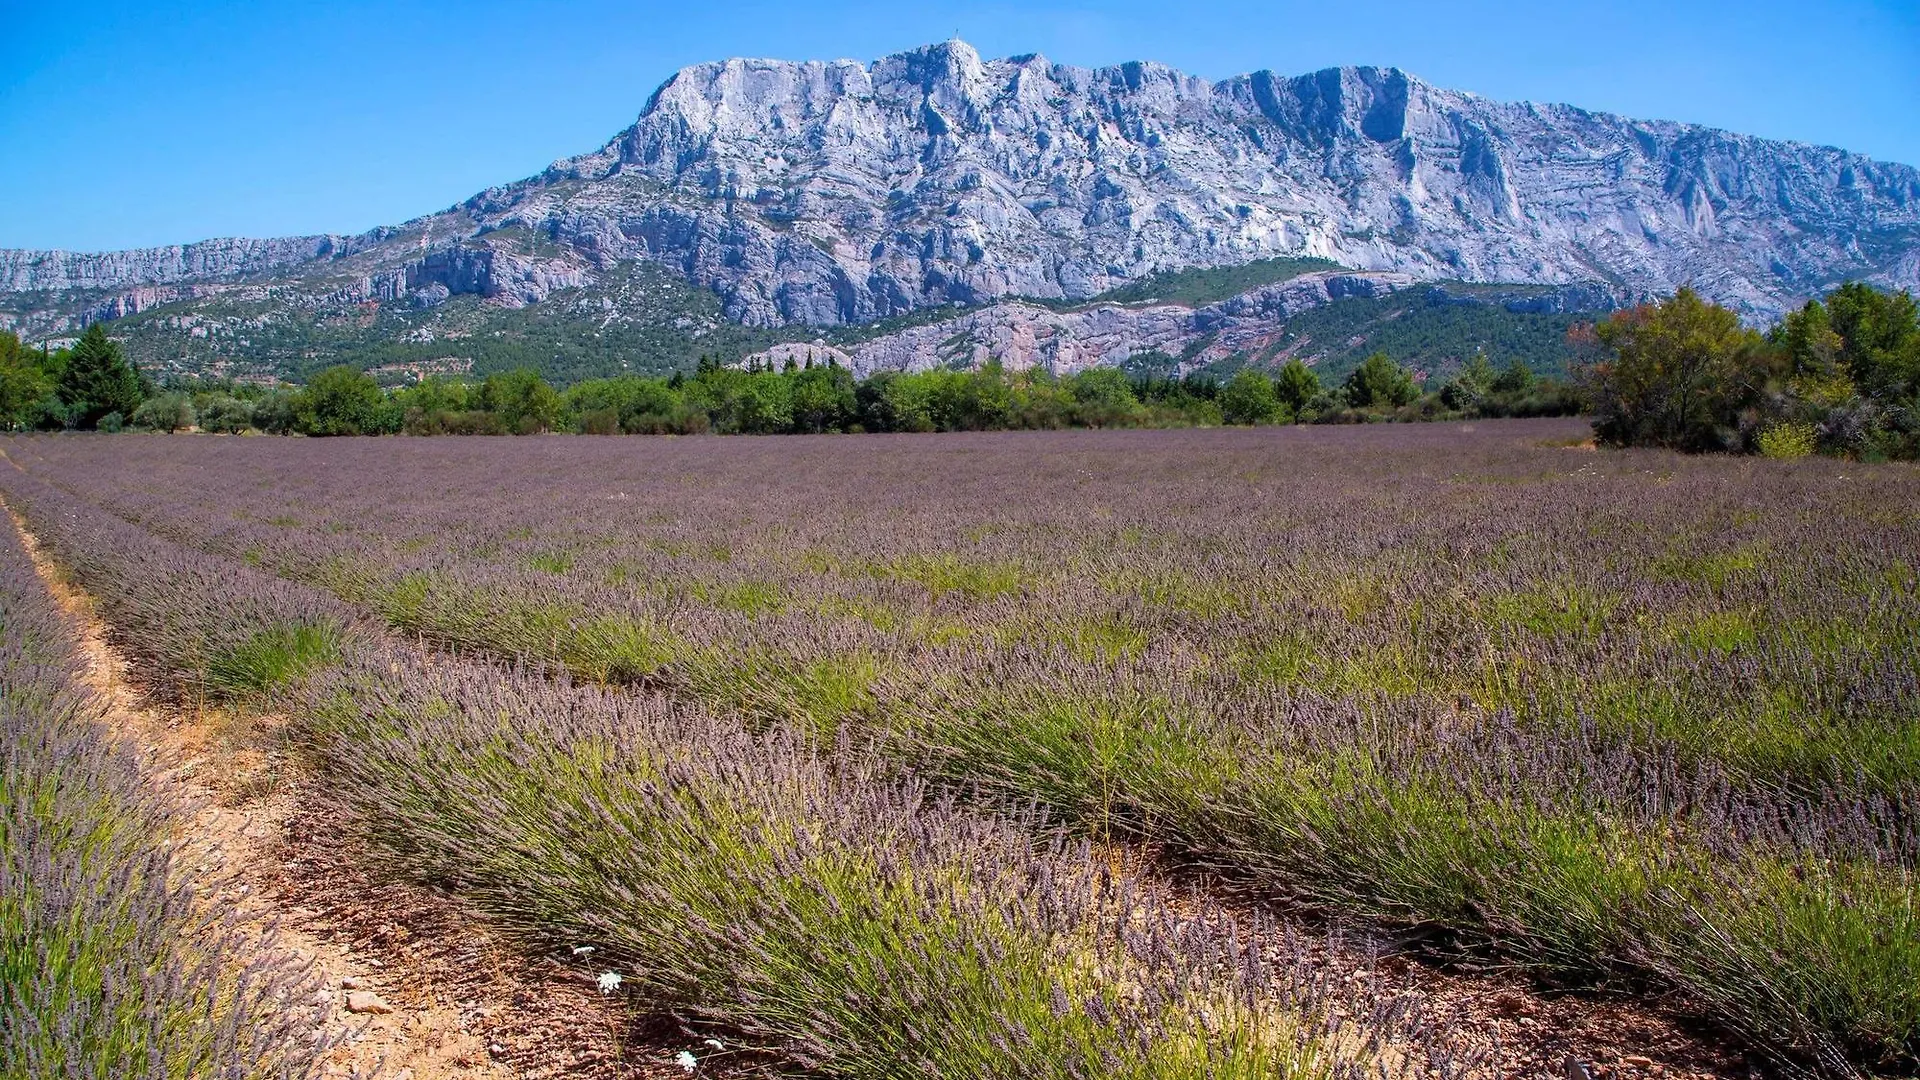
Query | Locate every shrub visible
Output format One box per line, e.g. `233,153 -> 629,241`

1342,352 -> 1419,409
132,392 -> 196,433
1756,421 -> 1818,459
1219,367 -> 1285,425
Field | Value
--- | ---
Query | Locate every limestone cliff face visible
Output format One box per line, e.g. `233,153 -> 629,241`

4,40 -> 1916,341
0,235 -> 366,293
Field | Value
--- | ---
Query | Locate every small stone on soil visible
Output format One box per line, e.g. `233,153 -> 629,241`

345,990 -> 393,1015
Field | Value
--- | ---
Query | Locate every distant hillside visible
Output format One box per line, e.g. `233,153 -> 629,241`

744,271 -> 1605,386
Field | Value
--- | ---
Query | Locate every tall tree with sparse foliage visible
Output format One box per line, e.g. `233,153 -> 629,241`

56,324 -> 144,430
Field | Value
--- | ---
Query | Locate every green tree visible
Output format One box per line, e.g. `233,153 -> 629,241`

563,375 -> 683,432
253,390 -> 299,435
789,362 -> 857,433
1772,284 -> 1920,456
1587,288 -> 1772,452
198,394 -> 255,434
56,324 -> 144,429
294,366 -> 384,436
399,375 -> 475,415
131,392 -> 196,433
1343,352 -> 1419,409
479,368 -> 561,434
1775,298 -> 1848,384
1274,359 -> 1321,415
857,371 -> 935,433
1823,282 -> 1920,403
734,372 -> 795,434
1490,358 -> 1536,397
0,332 -> 54,431
1440,352 -> 1496,412
1065,367 -> 1141,427
1219,367 -> 1284,425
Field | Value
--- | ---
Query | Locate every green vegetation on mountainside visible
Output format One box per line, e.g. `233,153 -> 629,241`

1232,290 -> 1587,382
107,262 -> 811,385
51,251 -> 1595,390
1061,256 -> 1344,309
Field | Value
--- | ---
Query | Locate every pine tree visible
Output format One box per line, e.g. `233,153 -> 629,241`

57,324 -> 144,429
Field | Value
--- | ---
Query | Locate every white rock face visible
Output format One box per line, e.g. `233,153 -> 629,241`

4,40 -> 1916,335
0,235 -> 370,293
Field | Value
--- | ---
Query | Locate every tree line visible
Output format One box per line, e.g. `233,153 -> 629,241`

1583,282 -> 1920,460
0,325 -> 1576,438
7,278 -> 1911,459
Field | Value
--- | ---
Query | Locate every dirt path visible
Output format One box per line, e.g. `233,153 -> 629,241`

8,509 -> 708,1080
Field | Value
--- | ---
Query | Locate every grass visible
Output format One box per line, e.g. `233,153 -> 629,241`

205,620 -> 342,696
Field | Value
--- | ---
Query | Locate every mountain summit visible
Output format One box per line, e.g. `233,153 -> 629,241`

4,40 -> 1917,349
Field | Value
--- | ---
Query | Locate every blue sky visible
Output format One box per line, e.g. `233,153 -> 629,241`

3,0 -> 1916,252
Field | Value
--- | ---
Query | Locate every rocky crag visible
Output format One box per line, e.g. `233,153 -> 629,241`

3,40 -> 1915,372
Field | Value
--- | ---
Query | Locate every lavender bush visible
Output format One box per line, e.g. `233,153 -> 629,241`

0,512 -> 324,1079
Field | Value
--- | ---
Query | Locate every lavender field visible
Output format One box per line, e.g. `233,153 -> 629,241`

3,416 -> 1919,1076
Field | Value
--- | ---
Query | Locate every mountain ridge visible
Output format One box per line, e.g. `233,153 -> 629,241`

3,41 -> 1916,368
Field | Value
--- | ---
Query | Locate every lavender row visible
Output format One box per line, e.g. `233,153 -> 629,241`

0,507 -> 324,1079
12,425 -> 1914,797
0,455 -> 1447,1079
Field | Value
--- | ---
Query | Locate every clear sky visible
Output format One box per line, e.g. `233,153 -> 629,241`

3,0 -> 1916,253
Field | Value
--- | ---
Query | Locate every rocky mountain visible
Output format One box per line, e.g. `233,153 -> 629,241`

3,40 -> 1916,377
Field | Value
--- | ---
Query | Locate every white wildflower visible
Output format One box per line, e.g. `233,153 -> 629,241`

675,1050 -> 698,1073
702,1037 -> 724,1051
596,971 -> 622,994
570,945 -> 595,957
